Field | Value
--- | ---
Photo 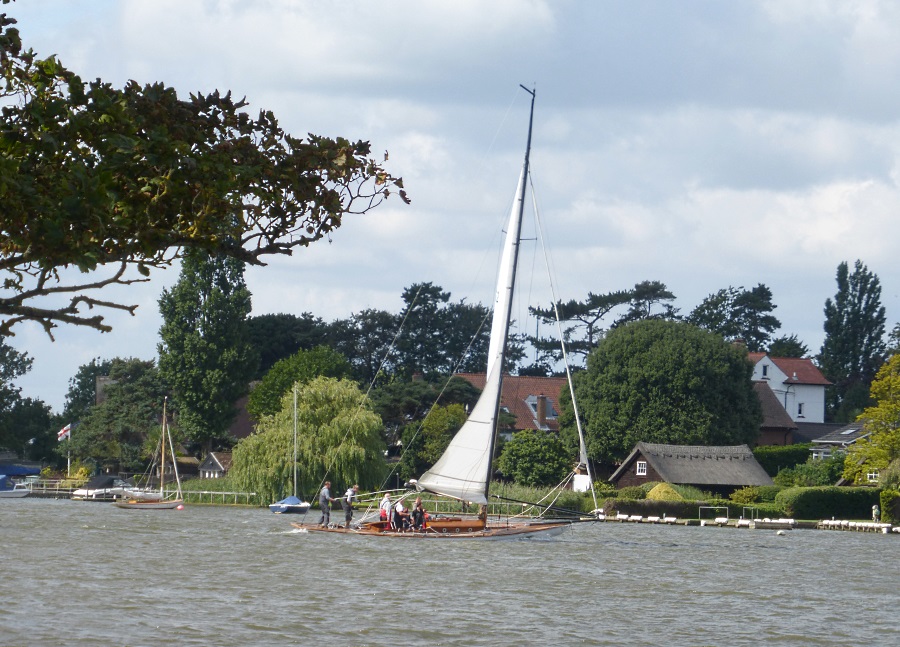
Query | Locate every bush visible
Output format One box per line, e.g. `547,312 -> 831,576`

729,485 -> 785,504
753,444 -> 812,476
879,459 -> 900,490
729,487 -> 759,504
670,484 -> 713,501
647,483 -> 683,501
616,486 -> 646,500
775,486 -> 881,520
881,490 -> 900,523
773,454 -> 846,487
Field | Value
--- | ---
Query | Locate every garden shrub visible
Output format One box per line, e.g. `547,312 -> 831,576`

616,485 -> 646,500
670,484 -> 713,500
729,487 -> 759,504
639,481 -> 662,494
775,486 -> 881,520
880,490 -> 900,523
647,483 -> 683,501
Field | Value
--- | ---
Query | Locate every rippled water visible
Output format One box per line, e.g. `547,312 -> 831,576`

2,498 -> 896,646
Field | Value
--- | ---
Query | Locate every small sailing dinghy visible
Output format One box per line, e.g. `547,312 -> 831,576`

115,398 -> 184,510
270,388 -> 312,514
292,87 -> 587,539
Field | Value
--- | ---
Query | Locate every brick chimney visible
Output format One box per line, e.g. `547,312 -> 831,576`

536,394 -> 547,429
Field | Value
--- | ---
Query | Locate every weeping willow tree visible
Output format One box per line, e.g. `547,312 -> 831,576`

231,376 -> 386,503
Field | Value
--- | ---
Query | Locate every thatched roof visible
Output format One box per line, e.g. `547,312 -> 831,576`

610,442 -> 774,487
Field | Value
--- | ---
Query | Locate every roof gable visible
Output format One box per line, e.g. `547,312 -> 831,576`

611,442 -> 773,486
455,373 -> 567,431
748,353 -> 831,386
753,382 -> 796,430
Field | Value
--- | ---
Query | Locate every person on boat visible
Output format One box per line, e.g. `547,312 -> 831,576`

379,492 -> 392,523
318,481 -> 334,526
342,484 -> 359,528
411,497 -> 426,531
393,499 -> 410,531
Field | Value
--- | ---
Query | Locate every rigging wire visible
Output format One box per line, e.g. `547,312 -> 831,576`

528,170 -> 599,513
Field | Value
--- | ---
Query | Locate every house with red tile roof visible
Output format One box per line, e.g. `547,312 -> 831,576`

747,352 -> 831,424
455,373 -> 568,439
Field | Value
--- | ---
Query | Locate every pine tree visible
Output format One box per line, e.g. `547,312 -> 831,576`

818,260 -> 886,422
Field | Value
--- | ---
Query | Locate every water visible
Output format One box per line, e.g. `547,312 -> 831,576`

2,498 -> 896,647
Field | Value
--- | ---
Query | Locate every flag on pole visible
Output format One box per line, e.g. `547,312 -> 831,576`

57,424 -> 72,442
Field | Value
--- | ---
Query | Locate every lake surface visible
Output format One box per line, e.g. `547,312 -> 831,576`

2,498 -> 896,646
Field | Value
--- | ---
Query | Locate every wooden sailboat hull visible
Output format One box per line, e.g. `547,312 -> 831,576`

290,519 -> 570,540
114,499 -> 183,510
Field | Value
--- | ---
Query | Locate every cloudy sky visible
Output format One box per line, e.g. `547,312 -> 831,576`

7,0 -> 900,412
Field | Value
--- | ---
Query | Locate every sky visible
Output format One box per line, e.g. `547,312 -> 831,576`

6,0 -> 900,413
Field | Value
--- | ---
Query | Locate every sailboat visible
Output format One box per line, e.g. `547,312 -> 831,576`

115,398 -> 184,510
269,387 -> 312,514
292,87 -> 584,539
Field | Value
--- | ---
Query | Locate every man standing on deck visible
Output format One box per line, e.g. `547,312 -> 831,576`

342,484 -> 359,528
318,481 -> 334,526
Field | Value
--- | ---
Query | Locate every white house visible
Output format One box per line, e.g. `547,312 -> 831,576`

747,353 -> 831,424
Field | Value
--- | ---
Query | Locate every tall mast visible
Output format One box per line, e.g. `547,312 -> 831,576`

160,397 -> 167,497
484,85 -> 535,503
292,386 -> 298,499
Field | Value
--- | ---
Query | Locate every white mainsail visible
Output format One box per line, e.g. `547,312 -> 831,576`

417,90 -> 534,504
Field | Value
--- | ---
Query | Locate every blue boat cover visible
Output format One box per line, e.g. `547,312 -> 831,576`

0,464 -> 41,476
273,496 -> 304,506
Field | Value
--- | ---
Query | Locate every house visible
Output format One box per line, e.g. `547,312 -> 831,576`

455,373 -> 567,440
748,352 -> 830,423
199,452 -> 233,479
810,422 -> 870,460
609,442 -> 774,496
754,382 -> 797,446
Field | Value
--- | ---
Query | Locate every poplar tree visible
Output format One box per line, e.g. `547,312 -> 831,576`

158,251 -> 257,452
818,260 -> 886,422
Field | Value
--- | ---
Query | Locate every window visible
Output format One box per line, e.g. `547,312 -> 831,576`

636,461 -> 647,476
761,365 -> 768,378
797,402 -> 804,418
867,470 -> 879,483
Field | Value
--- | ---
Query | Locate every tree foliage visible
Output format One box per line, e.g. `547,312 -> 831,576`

818,260 -> 886,422
158,251 -> 257,452
0,9 -> 407,336
571,319 -> 761,464
230,377 -> 385,502
65,358 -> 170,472
328,308 -> 400,385
618,280 -> 679,324
529,290 -> 632,366
768,334 -> 810,358
773,453 -> 846,487
247,312 -> 328,379
370,375 -> 480,451
497,428 -> 571,487
246,346 -> 351,420
0,336 -> 30,413
687,284 -> 781,352
843,353 -> 900,484
61,357 -> 113,424
398,403 -> 468,480
393,282 -> 492,378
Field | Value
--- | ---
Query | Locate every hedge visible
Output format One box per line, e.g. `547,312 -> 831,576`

753,444 -> 812,476
602,498 -> 783,520
775,486 -> 881,520
880,490 -> 900,523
